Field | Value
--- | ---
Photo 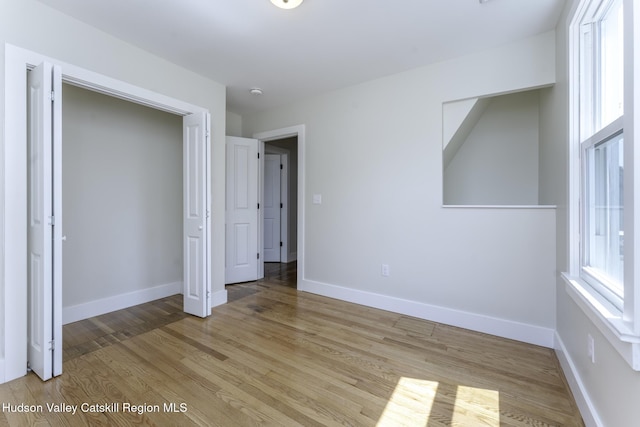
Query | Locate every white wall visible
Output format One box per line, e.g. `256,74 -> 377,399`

0,0 -> 226,383
546,1 -> 640,425
444,90 -> 541,205
226,110 -> 242,137
243,32 -> 558,345
62,84 -> 182,314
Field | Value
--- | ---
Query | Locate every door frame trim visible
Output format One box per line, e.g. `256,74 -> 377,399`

2,44 -> 210,383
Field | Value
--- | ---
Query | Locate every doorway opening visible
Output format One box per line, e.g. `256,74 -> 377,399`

60,84 -> 184,323
264,136 -> 298,265
254,125 -> 305,290
4,44 -> 212,384
224,125 -> 305,298
26,74 -> 209,382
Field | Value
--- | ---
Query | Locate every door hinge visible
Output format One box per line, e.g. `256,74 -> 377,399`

257,203 -> 260,209
49,340 -> 55,351
257,153 -> 260,159
280,164 -> 283,170
280,242 -> 283,247
280,203 -> 283,209
48,215 -> 55,226
50,91 -> 55,102
257,253 -> 260,260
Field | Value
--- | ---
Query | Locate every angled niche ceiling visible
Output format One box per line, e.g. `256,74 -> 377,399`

442,89 -> 549,206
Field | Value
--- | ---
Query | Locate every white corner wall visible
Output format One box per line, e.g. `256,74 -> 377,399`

0,0 -> 226,383
546,1 -> 640,426
243,32 -> 557,347
61,84 -> 183,323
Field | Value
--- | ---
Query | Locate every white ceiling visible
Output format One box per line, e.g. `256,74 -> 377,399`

36,0 -> 565,115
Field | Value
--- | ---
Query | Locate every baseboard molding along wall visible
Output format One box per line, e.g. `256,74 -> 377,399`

554,332 -> 602,427
299,279 -> 555,348
62,281 -> 183,325
211,289 -> 228,309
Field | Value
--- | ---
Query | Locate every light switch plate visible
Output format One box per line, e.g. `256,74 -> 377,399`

313,194 -> 322,204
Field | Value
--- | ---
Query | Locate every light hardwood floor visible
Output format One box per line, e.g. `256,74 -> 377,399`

0,263 -> 583,426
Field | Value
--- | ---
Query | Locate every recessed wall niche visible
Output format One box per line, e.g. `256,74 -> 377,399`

442,89 -> 546,206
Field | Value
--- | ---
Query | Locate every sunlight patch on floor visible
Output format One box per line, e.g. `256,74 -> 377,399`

451,385 -> 500,426
377,377 -> 500,426
377,377 -> 439,425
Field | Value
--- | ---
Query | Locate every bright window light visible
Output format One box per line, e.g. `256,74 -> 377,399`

583,130 -> 624,295
599,0 -> 624,129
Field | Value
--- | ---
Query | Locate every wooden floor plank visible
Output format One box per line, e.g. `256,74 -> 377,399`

0,262 -> 583,426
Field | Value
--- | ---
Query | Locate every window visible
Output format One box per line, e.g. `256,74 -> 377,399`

582,124 -> 624,305
577,0 -> 625,309
567,0 -> 640,368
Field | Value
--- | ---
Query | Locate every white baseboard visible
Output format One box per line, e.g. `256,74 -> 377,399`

554,332 -> 602,427
211,289 -> 228,309
299,279 -> 555,348
0,358 -> 5,384
62,281 -> 183,324
287,251 -> 297,263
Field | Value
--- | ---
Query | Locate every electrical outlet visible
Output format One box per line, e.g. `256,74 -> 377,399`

381,264 -> 390,277
587,334 -> 595,363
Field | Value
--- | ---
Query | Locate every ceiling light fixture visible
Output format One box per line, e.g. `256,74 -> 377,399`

250,88 -> 263,96
270,0 -> 304,10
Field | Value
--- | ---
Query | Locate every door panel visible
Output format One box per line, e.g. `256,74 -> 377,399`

51,64 -> 63,377
183,112 -> 211,317
226,136 -> 259,284
27,62 -> 54,381
264,154 -> 281,262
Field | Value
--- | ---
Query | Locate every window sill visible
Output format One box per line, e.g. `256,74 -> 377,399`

442,205 -> 557,209
561,272 -> 640,370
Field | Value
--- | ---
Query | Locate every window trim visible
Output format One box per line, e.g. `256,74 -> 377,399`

580,117 -> 624,309
566,0 -> 640,370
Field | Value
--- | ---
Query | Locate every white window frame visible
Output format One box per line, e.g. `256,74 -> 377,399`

564,0 -> 640,370
580,117 -> 624,307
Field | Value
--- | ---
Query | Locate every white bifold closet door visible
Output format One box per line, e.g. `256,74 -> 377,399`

27,61 -> 63,381
27,66 -> 213,384
183,112 -> 212,318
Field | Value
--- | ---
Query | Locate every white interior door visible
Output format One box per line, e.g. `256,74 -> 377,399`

183,112 -> 211,317
27,62 -> 62,381
264,154 -> 281,262
226,136 -> 259,284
